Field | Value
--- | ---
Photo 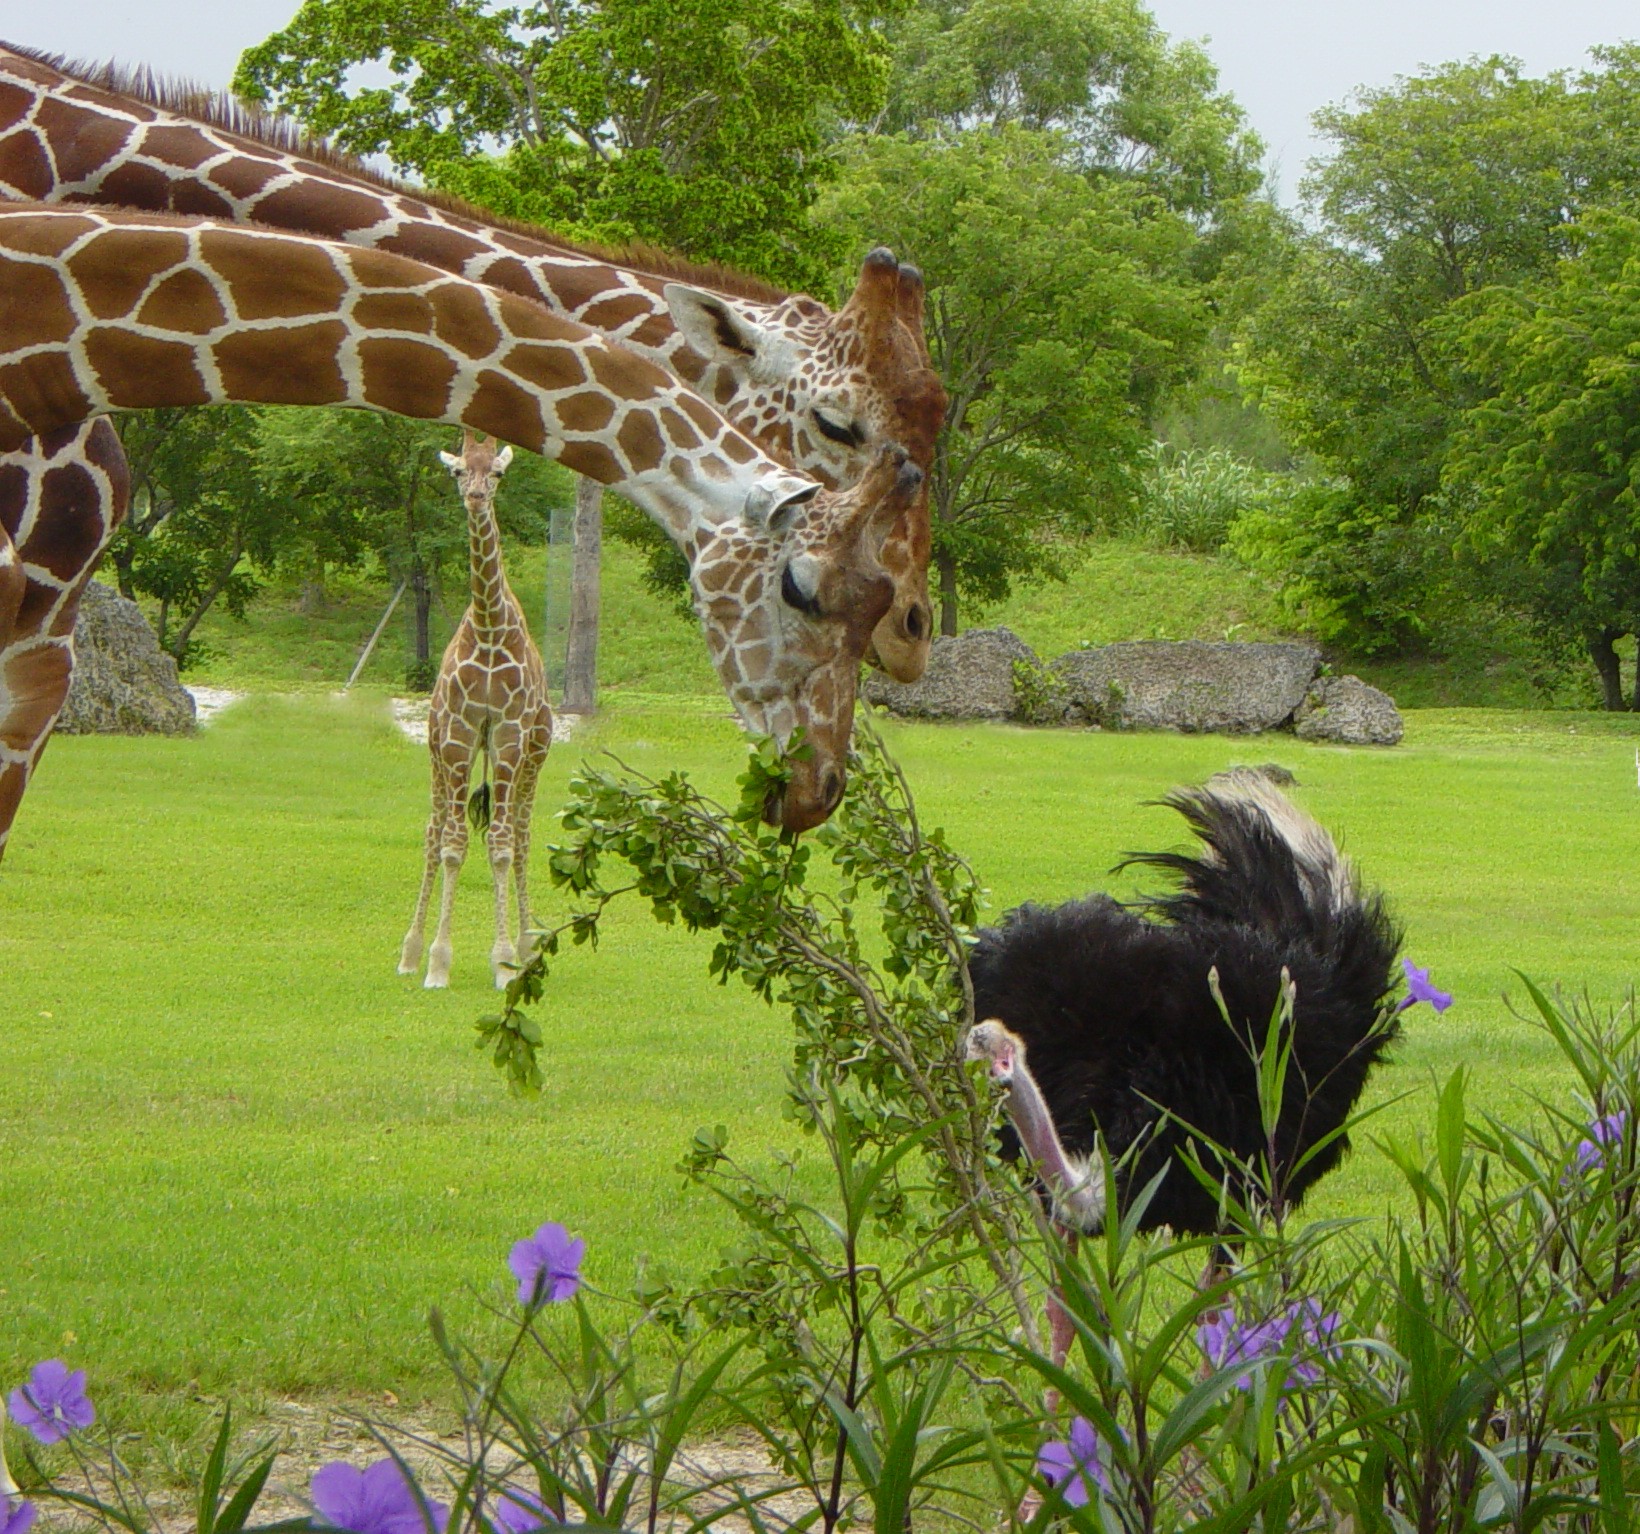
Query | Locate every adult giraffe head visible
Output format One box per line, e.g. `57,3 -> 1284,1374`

666,247 -> 946,680
696,443 -> 920,831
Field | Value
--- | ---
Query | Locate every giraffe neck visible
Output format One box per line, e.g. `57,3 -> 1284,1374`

464,490 -> 513,637
0,206 -> 815,554
0,45 -> 784,444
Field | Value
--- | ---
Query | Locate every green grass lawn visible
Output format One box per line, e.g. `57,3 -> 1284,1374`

3,693 -> 1638,1448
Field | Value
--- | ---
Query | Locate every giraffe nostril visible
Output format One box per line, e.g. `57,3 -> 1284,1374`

821,767 -> 845,811
905,604 -> 927,642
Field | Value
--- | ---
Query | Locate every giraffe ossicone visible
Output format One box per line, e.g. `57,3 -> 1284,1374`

0,203 -> 917,857
402,428 -> 548,989
0,41 -> 946,682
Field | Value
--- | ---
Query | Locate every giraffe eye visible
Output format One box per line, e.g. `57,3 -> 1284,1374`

813,409 -> 863,448
781,564 -> 823,617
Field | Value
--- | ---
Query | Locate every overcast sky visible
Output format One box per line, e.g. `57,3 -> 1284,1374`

6,0 -> 1638,202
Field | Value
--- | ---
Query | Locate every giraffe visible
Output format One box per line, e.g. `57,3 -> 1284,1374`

0,42 -> 947,683
400,430 -> 550,989
0,203 -> 922,861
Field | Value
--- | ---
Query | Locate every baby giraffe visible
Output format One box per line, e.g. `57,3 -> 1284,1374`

400,430 -> 554,989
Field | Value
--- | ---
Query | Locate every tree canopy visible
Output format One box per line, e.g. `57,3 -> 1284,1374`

822,125 -> 1207,631
1233,53 -> 1640,674
235,0 -> 898,288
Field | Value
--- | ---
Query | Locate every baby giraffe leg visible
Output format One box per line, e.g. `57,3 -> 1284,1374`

400,751 -> 452,974
486,726 -> 522,988
509,712 -> 551,960
425,724 -> 476,989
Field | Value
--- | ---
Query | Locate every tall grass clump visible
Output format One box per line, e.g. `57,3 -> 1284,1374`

8,729 -> 1640,1531
1129,443 -> 1301,555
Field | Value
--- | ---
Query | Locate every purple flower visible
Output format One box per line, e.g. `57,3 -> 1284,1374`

7,1361 -> 94,1444
311,1459 -> 448,1534
508,1223 -> 585,1307
1198,1300 -> 1340,1389
1037,1416 -> 1109,1507
1397,959 -> 1452,1015
1576,1111 -> 1629,1173
489,1488 -> 555,1534
2,1498 -> 36,1534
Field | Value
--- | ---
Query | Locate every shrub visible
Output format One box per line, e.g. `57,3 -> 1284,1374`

1131,443 -> 1300,555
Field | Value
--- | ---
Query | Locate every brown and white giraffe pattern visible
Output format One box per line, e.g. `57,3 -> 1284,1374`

0,204 -> 917,850
0,417 -> 125,857
0,43 -> 946,679
400,431 -> 551,989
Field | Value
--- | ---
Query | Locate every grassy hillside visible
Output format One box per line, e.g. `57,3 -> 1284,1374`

971,539 -> 1607,710
168,531 -> 1607,711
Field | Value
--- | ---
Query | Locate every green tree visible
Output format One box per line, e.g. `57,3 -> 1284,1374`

1448,212 -> 1640,707
823,126 -> 1207,633
1235,55 -> 1640,659
109,407 -> 352,665
235,0 -> 896,290
814,0 -> 1259,633
885,0 -> 1260,223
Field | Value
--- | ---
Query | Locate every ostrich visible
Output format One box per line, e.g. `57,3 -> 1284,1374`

965,768 -> 1405,1364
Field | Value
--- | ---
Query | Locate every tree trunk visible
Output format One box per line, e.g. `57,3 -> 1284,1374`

168,538 -> 245,661
1632,636 -> 1640,713
1587,627 -> 1625,711
562,476 -> 602,714
297,558 -> 327,615
937,549 -> 959,638
411,559 -> 433,667
109,542 -> 137,601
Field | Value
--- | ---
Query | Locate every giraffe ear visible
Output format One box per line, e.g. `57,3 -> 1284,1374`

743,476 -> 819,534
665,284 -> 780,370
494,444 -> 514,473
438,450 -> 462,470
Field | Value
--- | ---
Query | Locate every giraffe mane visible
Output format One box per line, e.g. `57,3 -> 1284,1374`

3,39 -> 796,307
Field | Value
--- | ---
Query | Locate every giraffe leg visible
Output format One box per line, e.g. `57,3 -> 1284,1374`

510,711 -> 551,961
399,745 -> 452,975
485,723 -> 526,988
425,720 -> 477,989
0,422 -> 129,864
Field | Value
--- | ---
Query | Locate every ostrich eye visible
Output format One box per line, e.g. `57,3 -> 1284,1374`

781,565 -> 823,617
813,409 -> 863,447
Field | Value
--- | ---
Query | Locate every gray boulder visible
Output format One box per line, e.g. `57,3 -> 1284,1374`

863,625 -> 1049,721
55,581 -> 196,736
1053,641 -> 1321,734
1293,675 -> 1403,746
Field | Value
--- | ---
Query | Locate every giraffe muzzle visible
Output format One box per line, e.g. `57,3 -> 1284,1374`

764,761 -> 847,834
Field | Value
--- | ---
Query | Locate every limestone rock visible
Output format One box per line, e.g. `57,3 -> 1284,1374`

54,581 -> 196,736
1052,641 -> 1321,734
863,625 -> 1050,721
1293,674 -> 1403,746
